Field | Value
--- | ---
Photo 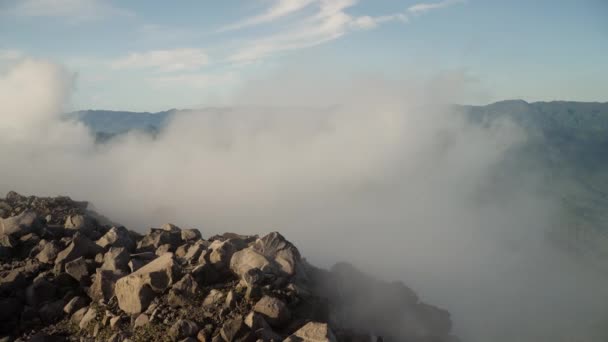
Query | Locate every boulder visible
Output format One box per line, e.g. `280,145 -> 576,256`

244,311 -> 271,332
64,214 -> 95,235
252,296 -> 290,328
65,257 -> 93,283
133,313 -> 149,328
79,306 -> 97,330
208,239 -> 247,270
252,232 -> 301,277
63,296 -> 89,315
26,278 -> 57,307
169,319 -> 199,340
137,228 -> 181,252
35,240 -> 62,264
202,289 -> 225,308
182,241 -> 207,265
220,317 -> 255,342
168,274 -> 199,308
230,247 -> 276,282
0,210 -> 41,237
88,269 -> 123,302
96,226 -> 135,251
181,229 -> 201,242
101,247 -> 130,272
54,233 -> 103,266
284,322 -> 337,342
115,253 -> 181,314
39,299 -> 65,324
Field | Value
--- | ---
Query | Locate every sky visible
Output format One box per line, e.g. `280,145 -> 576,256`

0,0 -> 607,112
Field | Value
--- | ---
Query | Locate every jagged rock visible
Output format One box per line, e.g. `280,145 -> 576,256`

253,232 -> 301,277
137,228 -> 182,252
101,247 -> 130,272
39,299 -> 65,323
65,257 -> 93,283
225,290 -> 237,309
54,233 -> 103,266
133,313 -> 149,328
115,253 -> 181,314
0,269 -> 27,293
71,306 -> 88,323
110,315 -> 123,329
284,322 -> 337,342
35,240 -> 62,264
0,210 -> 41,237
244,312 -> 271,332
220,317 -> 254,342
79,306 -> 97,330
169,319 -> 199,340
168,274 -> 199,307
182,241 -> 207,265
88,269 -> 123,302
26,278 -> 57,307
64,214 -> 95,234
208,239 -> 247,270
156,243 -> 173,256
96,226 -> 135,251
181,229 -> 201,242
63,296 -> 89,315
253,296 -> 290,328
202,289 -> 225,308
191,262 -> 220,285
230,248 -> 276,283
162,223 -> 181,232
175,244 -> 190,258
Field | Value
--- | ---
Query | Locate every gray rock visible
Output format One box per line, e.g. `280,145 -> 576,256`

35,240 -> 62,264
96,226 -> 135,251
208,239 -> 247,270
136,228 -> 181,252
0,210 -> 41,237
64,214 -> 95,235
202,289 -> 225,308
168,274 -> 199,308
252,232 -> 301,277
71,306 -> 89,324
283,322 -> 337,342
26,278 -> 57,307
181,229 -> 201,242
63,296 -> 89,315
252,296 -> 290,328
230,248 -> 276,282
88,269 -> 123,302
39,299 -> 65,323
115,253 -> 181,314
169,319 -> 199,340
101,247 -> 130,272
79,306 -> 97,330
54,233 -> 103,266
133,313 -> 149,328
65,257 -> 93,283
220,317 -> 254,342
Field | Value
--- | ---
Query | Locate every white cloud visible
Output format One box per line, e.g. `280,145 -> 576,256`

225,0 -> 458,63
111,48 -> 210,73
219,0 -> 317,32
0,49 -> 23,61
408,0 -> 465,15
148,72 -> 237,89
5,0 -> 133,20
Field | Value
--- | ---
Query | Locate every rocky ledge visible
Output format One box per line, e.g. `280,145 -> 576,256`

0,192 -> 457,342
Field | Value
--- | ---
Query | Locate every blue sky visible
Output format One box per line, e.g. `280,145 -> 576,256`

0,0 -> 606,111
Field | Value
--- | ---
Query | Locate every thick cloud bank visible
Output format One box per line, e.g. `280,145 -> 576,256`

1,59 -> 608,341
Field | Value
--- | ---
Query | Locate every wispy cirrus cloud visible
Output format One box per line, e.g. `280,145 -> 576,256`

3,0 -> 133,20
219,0 -> 317,32
111,48 -> 210,73
408,0 -> 466,15
224,0 -> 463,63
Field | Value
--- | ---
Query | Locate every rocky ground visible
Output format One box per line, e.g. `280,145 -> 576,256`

0,191 -> 457,342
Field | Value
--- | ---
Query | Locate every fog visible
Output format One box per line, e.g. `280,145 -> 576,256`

2,59 -> 608,341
